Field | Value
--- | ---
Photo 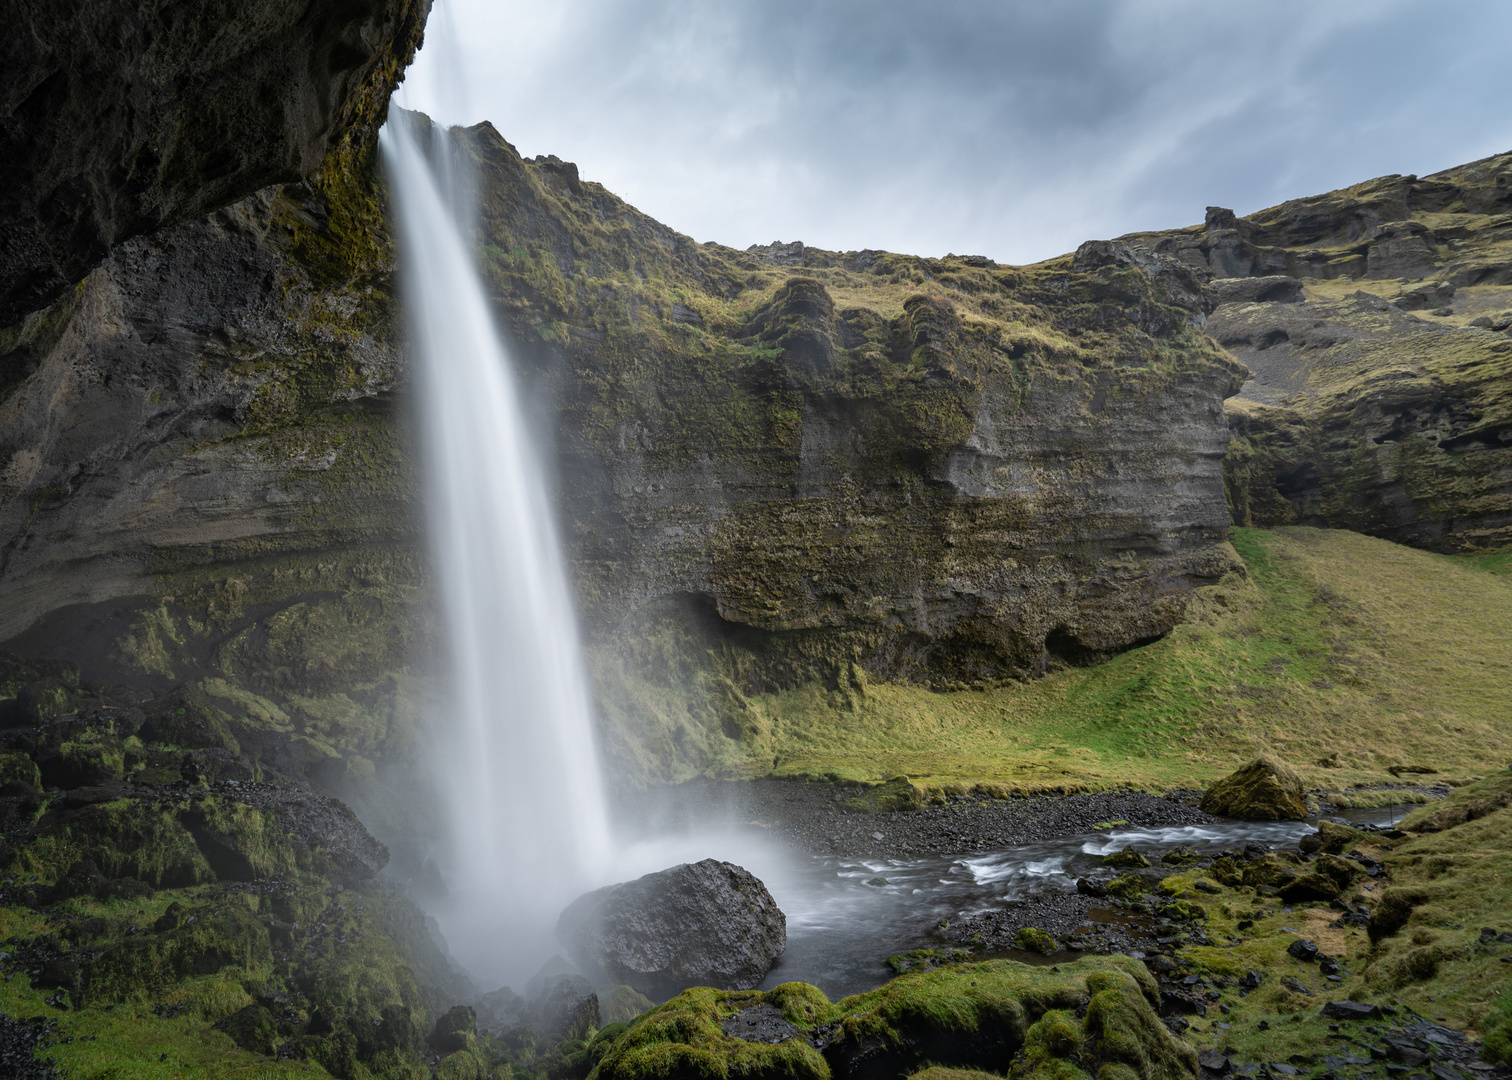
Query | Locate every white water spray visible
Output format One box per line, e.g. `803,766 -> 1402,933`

382,109 -> 611,982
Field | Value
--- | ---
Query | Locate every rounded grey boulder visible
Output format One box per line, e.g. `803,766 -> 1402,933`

556,859 -> 786,999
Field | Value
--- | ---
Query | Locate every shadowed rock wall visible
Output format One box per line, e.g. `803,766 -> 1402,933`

0,0 -> 430,324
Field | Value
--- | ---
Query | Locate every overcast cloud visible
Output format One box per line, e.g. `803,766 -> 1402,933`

396,0 -> 1512,265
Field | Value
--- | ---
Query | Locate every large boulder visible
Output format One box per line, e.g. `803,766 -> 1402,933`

557,859 -> 786,999
1200,756 -> 1308,820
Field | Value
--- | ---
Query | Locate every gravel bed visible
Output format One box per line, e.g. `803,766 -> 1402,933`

628,777 -> 1220,860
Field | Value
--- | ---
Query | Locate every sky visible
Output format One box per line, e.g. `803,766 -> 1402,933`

396,0 -> 1512,266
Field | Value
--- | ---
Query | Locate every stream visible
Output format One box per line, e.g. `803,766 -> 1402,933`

756,807 -> 1401,999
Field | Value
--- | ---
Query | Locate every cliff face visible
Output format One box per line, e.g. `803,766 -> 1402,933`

1119,153 -> 1512,551
449,124 -> 1246,776
0,3 -> 436,837
0,115 -> 1246,785
0,0 -> 430,324
463,126 -> 1245,676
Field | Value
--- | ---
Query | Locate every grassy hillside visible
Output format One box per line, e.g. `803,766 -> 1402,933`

644,526 -> 1512,795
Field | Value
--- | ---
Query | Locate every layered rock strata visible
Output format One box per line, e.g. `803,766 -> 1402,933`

1117,152 -> 1512,551
1,115 -> 1249,784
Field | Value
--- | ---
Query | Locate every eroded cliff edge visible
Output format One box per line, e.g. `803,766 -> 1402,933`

1116,154 -> 1512,552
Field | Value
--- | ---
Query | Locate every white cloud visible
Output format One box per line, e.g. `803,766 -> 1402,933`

397,0 -> 1512,264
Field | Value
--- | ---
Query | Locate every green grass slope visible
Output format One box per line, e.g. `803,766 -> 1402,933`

632,527 -> 1512,795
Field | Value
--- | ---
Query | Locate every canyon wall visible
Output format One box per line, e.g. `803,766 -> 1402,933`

1119,154 -> 1512,552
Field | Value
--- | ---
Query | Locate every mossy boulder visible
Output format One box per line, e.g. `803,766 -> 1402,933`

593,957 -> 1193,1080
1102,848 -> 1151,869
1013,928 -> 1057,955
1199,756 -> 1307,820
1299,819 -> 1366,854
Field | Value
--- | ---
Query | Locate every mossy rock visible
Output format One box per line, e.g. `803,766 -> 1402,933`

843,777 -> 924,814
0,750 -> 41,791
1276,874 -> 1340,904
1199,756 -> 1307,821
1013,928 -> 1057,955
603,984 -> 658,1024
1101,848 -> 1151,870
140,686 -> 241,754
1158,847 -> 1197,867
1105,874 -> 1149,901
1300,820 -> 1366,855
594,957 -> 1191,1080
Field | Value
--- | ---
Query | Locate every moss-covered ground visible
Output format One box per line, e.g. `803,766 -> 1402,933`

1146,768 -> 1512,1065
612,526 -> 1512,795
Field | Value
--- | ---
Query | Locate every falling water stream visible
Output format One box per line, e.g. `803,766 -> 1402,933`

382,110 -> 612,981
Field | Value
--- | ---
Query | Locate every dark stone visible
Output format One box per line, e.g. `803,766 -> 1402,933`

557,859 -> 786,998
721,1003 -> 802,1045
1162,846 -> 1200,866
1387,1042 -> 1430,1068
1076,877 -> 1108,898
1200,1050 -> 1232,1073
0,0 -> 429,324
1287,938 -> 1320,962
1321,1001 -> 1382,1021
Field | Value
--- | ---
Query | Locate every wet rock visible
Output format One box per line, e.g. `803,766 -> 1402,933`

1161,846 -> 1199,866
0,0 -> 426,323
1200,757 -> 1308,821
721,1003 -> 802,1044
1076,877 -> 1109,898
556,859 -> 786,998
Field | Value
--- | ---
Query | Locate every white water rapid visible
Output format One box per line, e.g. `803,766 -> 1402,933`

382,110 -> 612,981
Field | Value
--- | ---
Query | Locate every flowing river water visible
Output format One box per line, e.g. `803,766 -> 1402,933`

747,807 -> 1401,1000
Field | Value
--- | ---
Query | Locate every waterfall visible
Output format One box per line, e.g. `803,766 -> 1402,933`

381,109 -> 612,982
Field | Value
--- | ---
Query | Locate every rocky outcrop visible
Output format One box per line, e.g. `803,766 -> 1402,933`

1118,151 -> 1512,551
0,0 -> 430,324
556,859 -> 787,998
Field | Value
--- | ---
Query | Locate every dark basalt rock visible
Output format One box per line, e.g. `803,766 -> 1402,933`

557,859 -> 786,999
0,0 -> 430,324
